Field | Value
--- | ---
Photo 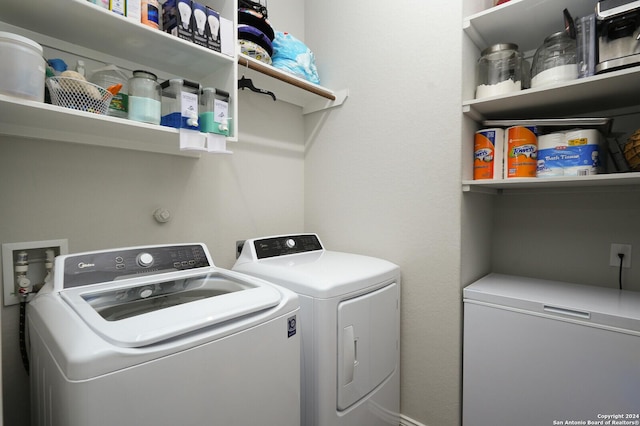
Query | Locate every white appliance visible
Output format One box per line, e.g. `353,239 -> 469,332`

28,243 -> 300,426
463,273 -> 640,426
233,234 -> 400,426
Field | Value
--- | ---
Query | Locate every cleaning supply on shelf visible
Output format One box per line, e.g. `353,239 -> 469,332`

109,0 -> 125,16
199,87 -> 230,136
90,64 -> 130,118
88,0 -> 109,9
128,70 -> 161,124
200,87 -> 232,153
0,32 -> 46,102
47,58 -> 68,75
125,0 -> 142,23
160,78 -> 201,130
271,31 -> 320,84
160,78 -> 207,150
141,0 -> 160,29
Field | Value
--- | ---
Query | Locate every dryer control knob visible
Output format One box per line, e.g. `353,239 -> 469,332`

137,252 -> 154,267
285,238 -> 296,249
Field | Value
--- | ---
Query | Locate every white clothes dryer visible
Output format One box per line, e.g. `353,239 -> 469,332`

233,234 -> 400,426
28,243 -> 300,426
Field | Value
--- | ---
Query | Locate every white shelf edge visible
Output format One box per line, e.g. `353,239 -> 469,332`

0,95 -> 201,158
462,173 -> 640,193
462,66 -> 640,119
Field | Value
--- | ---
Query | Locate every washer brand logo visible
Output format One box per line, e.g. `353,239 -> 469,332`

287,315 -> 297,338
78,262 -> 95,269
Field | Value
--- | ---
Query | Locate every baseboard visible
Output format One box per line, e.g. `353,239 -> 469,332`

400,414 -> 428,426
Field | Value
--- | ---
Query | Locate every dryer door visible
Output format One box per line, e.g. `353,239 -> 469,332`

337,282 -> 399,410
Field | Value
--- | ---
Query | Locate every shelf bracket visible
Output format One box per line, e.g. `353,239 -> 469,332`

462,104 -> 485,122
303,89 -> 349,115
462,184 -> 500,195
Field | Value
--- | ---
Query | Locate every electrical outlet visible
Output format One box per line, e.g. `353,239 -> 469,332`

2,239 -> 68,306
609,243 -> 631,268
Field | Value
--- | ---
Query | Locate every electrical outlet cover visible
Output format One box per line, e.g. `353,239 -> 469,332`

609,243 -> 632,268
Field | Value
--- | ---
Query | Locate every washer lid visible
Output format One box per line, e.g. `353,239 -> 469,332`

234,250 -> 399,298
60,268 -> 282,347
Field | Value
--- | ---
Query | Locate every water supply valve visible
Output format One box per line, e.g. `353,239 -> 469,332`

15,251 -> 31,297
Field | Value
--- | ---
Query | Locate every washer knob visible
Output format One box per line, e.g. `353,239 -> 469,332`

137,252 -> 154,267
285,238 -> 296,249
139,287 -> 154,298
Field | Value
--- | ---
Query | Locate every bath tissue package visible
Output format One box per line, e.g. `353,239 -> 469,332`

536,129 -> 604,177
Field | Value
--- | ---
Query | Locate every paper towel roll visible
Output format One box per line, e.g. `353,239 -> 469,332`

474,128 -> 505,180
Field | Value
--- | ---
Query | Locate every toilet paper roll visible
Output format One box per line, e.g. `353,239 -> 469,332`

538,132 -> 566,150
565,129 -> 602,146
564,165 -> 597,176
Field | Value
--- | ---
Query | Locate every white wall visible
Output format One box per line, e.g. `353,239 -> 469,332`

0,90 -> 306,426
491,190 -> 640,290
303,2 -> 464,425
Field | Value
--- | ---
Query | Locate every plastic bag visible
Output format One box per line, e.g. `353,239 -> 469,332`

271,32 -> 320,85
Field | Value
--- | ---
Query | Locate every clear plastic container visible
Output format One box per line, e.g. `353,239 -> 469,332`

90,65 -> 130,118
531,31 -> 578,88
0,32 -> 45,102
199,87 -> 230,136
475,43 -> 523,99
128,70 -> 161,125
160,78 -> 201,130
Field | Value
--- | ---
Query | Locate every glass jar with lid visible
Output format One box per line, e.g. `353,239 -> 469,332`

128,70 -> 161,125
475,43 -> 523,99
531,31 -> 578,88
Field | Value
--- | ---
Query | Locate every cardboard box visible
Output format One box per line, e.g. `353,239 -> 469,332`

220,16 -> 234,57
192,1 -> 208,48
110,0 -> 125,15
205,7 -> 221,52
162,0 -> 193,43
126,0 -> 141,22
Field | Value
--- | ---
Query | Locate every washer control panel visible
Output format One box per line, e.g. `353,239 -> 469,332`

253,234 -> 323,259
61,244 -> 210,289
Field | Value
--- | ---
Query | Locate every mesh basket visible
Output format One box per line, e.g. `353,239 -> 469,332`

46,77 -> 113,115
624,129 -> 640,171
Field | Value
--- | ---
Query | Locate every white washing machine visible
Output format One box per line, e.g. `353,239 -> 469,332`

28,243 -> 300,426
233,234 -> 400,426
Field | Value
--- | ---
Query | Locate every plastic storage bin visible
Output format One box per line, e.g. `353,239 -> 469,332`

90,65 -> 130,118
0,32 -> 45,102
160,78 -> 201,130
199,87 -> 230,136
